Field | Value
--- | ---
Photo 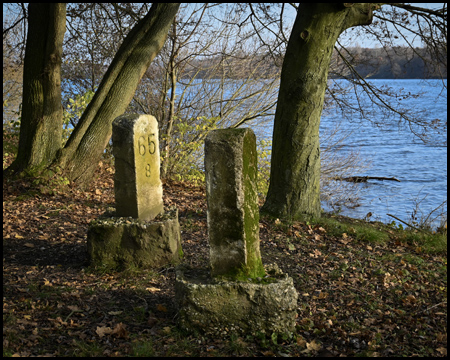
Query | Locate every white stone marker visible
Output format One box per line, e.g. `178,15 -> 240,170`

112,114 -> 163,221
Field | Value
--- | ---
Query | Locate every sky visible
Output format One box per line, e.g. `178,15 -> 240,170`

282,3 -> 446,48
3,3 -> 446,50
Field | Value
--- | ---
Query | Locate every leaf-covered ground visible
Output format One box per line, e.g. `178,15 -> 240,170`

3,159 -> 447,357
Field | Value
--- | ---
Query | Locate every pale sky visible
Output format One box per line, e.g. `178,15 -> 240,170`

283,3 -> 446,48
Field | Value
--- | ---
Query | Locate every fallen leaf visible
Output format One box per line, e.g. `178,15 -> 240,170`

156,304 -> 167,312
302,340 -> 321,353
108,311 -> 123,315
262,350 -> 275,356
67,305 -> 81,312
307,340 -> 322,351
112,322 -> 128,339
96,326 -> 113,338
146,287 -> 161,292
297,336 -> 307,347
24,242 -> 34,247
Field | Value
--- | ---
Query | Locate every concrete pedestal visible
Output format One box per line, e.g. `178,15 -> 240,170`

175,265 -> 298,337
87,208 -> 182,269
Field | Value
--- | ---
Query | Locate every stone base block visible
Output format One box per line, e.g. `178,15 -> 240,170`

87,208 -> 182,269
175,265 -> 298,337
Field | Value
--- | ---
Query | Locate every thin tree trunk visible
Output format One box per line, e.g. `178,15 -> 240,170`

161,20 -> 178,179
262,4 -> 375,221
56,3 -> 180,185
6,3 -> 65,176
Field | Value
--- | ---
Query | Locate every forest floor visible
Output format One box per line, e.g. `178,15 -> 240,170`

3,154 -> 447,357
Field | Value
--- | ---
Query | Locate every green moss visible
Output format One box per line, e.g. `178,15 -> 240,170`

216,261 -> 266,282
241,129 -> 265,279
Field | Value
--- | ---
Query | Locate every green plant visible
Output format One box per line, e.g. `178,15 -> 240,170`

62,89 -> 95,146
131,339 -> 155,357
162,116 -> 218,184
256,138 -> 272,200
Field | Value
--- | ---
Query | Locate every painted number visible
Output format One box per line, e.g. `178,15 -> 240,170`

138,134 -> 156,156
145,164 -> 151,177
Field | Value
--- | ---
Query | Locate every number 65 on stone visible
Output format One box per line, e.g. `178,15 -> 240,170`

112,114 -> 163,220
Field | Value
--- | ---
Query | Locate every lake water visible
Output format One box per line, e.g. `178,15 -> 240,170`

61,77 -> 447,229
250,79 -> 447,229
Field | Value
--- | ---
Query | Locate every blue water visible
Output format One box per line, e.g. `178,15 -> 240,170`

62,77 -> 447,228
251,79 -> 447,228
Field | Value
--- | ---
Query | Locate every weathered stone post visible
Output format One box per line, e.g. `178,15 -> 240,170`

175,128 -> 298,337
87,114 -> 182,269
205,128 -> 264,278
113,114 -> 163,221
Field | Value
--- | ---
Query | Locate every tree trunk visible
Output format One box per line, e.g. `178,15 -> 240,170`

6,3 -> 66,176
55,3 -> 180,185
261,3 -> 375,221
161,20 -> 178,179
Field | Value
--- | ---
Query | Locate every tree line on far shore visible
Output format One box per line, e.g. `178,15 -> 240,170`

63,45 -> 447,82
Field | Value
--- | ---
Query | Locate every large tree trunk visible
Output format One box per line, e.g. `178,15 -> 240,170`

6,3 -> 66,176
261,3 -> 375,221
56,3 -> 180,185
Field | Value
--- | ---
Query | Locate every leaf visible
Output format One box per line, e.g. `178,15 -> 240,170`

307,340 -> 321,351
108,311 -> 123,315
156,304 -> 167,312
146,287 -> 161,292
302,340 -> 322,353
296,336 -> 307,347
96,326 -> 113,338
111,322 -> 128,339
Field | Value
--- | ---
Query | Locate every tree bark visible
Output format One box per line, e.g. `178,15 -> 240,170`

55,3 -> 180,185
261,3 -> 375,221
6,3 -> 66,176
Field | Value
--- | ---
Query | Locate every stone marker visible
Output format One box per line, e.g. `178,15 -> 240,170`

175,128 -> 298,337
112,114 -> 163,221
87,114 -> 182,270
204,128 -> 264,278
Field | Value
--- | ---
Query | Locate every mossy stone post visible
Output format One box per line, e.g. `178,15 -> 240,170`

205,128 -> 264,279
175,128 -> 298,337
112,114 -> 163,221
